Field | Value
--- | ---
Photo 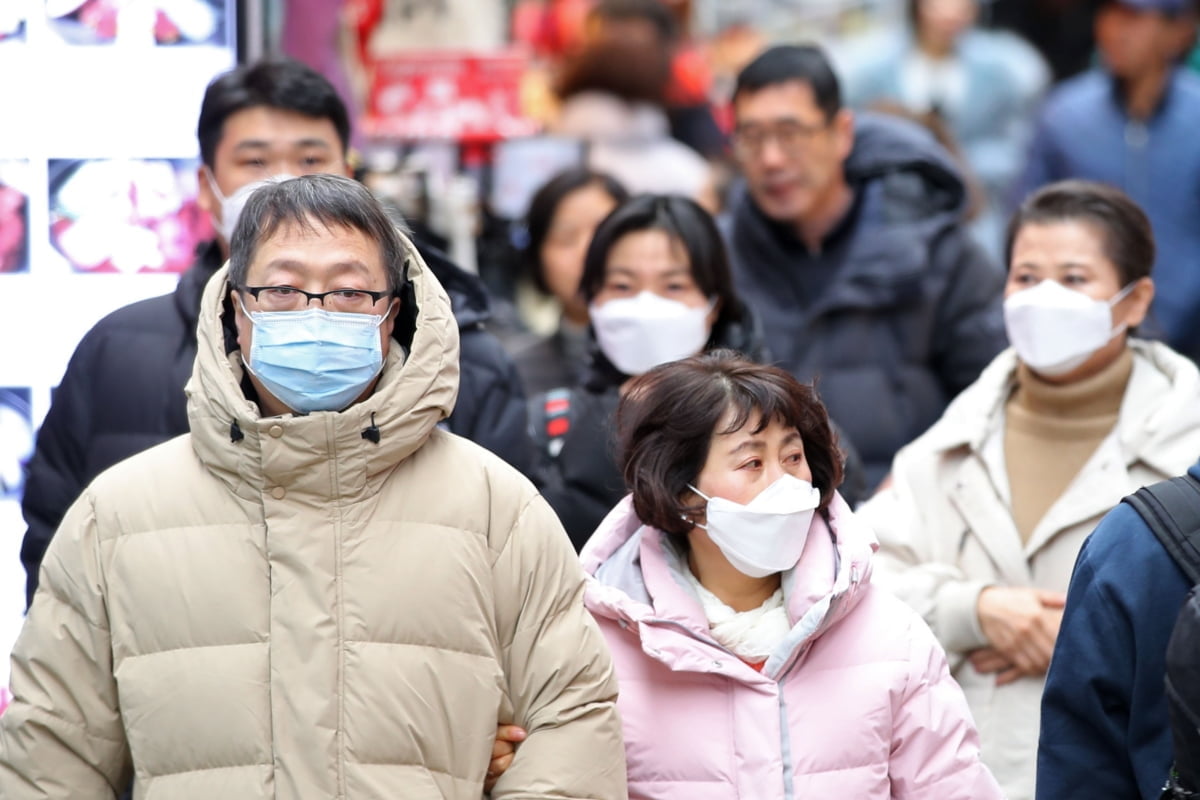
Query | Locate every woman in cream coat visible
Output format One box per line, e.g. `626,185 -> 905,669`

856,179 -> 1200,800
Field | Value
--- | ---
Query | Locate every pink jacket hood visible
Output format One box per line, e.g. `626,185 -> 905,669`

580,491 -> 876,678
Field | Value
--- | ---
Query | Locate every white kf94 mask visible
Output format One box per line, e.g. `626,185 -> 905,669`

206,170 -> 296,243
1003,279 -> 1136,377
589,291 -> 713,375
685,474 -> 821,578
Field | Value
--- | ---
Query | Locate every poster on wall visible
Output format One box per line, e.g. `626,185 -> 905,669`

0,1 -> 239,715
48,157 -> 212,274
0,162 -> 30,275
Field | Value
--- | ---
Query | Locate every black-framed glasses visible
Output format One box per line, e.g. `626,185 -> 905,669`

731,119 -> 831,160
238,285 -> 393,314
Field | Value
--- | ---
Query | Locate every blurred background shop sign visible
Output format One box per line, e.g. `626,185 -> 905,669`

363,49 -> 540,142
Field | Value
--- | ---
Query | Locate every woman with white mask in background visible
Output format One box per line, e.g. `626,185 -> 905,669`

530,194 -> 866,550
572,351 -> 1001,798
855,179 -> 1200,800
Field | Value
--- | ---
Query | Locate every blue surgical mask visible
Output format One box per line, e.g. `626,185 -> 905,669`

239,298 -> 387,413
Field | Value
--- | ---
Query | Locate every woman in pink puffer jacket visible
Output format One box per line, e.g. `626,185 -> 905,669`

577,350 -> 1003,799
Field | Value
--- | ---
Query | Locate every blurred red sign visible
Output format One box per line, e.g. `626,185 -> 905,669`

363,49 -> 540,142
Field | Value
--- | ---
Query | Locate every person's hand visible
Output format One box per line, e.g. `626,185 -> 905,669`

484,724 -> 527,793
975,586 -> 1066,677
968,646 -> 1010,674
970,600 -> 1065,686
968,647 -> 1024,686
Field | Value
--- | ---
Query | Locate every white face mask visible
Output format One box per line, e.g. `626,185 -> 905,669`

1003,279 -> 1136,377
205,169 -> 296,243
589,291 -> 713,375
685,474 -> 821,578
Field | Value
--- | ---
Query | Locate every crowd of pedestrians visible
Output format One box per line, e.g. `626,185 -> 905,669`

4,0 -> 1200,797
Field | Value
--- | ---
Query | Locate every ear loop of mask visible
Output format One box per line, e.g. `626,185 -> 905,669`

1107,281 -> 1140,337
680,483 -> 711,530
234,293 -> 258,375
1109,281 -> 1138,308
203,165 -> 228,203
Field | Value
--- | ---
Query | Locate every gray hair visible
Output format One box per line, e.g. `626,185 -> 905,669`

228,173 -> 408,291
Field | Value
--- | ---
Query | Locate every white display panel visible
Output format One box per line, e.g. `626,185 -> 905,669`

0,0 -> 238,715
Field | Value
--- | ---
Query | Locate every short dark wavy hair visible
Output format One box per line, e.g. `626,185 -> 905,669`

616,349 -> 844,544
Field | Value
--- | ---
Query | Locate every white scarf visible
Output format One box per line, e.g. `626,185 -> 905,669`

683,569 -> 792,662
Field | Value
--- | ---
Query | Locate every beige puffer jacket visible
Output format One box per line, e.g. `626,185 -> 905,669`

0,244 -> 626,799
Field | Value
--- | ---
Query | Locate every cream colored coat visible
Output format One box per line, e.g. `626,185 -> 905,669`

856,340 -> 1200,800
0,246 -> 626,799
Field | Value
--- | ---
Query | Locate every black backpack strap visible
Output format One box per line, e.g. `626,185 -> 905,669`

1122,474 -> 1200,585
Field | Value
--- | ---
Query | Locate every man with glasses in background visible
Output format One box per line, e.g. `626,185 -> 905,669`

0,174 -> 627,799
721,43 -> 1006,492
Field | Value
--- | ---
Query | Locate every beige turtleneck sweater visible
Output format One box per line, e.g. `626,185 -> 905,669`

1004,348 -> 1133,543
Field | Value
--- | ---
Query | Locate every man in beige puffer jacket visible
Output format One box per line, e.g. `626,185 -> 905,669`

0,174 -> 627,799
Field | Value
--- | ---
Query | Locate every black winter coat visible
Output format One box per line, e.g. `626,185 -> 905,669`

20,238 -> 531,608
724,112 -> 1007,490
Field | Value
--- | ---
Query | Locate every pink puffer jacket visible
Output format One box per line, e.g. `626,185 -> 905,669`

580,493 -> 1004,800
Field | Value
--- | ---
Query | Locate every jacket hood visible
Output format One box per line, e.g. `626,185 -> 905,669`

919,339 -> 1200,477
580,491 -> 876,679
185,237 -> 461,501
845,111 -> 970,220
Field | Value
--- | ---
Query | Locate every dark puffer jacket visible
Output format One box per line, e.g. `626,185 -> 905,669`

1036,462 -> 1197,799
529,304 -> 867,551
724,112 -> 1007,490
20,238 -> 531,608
